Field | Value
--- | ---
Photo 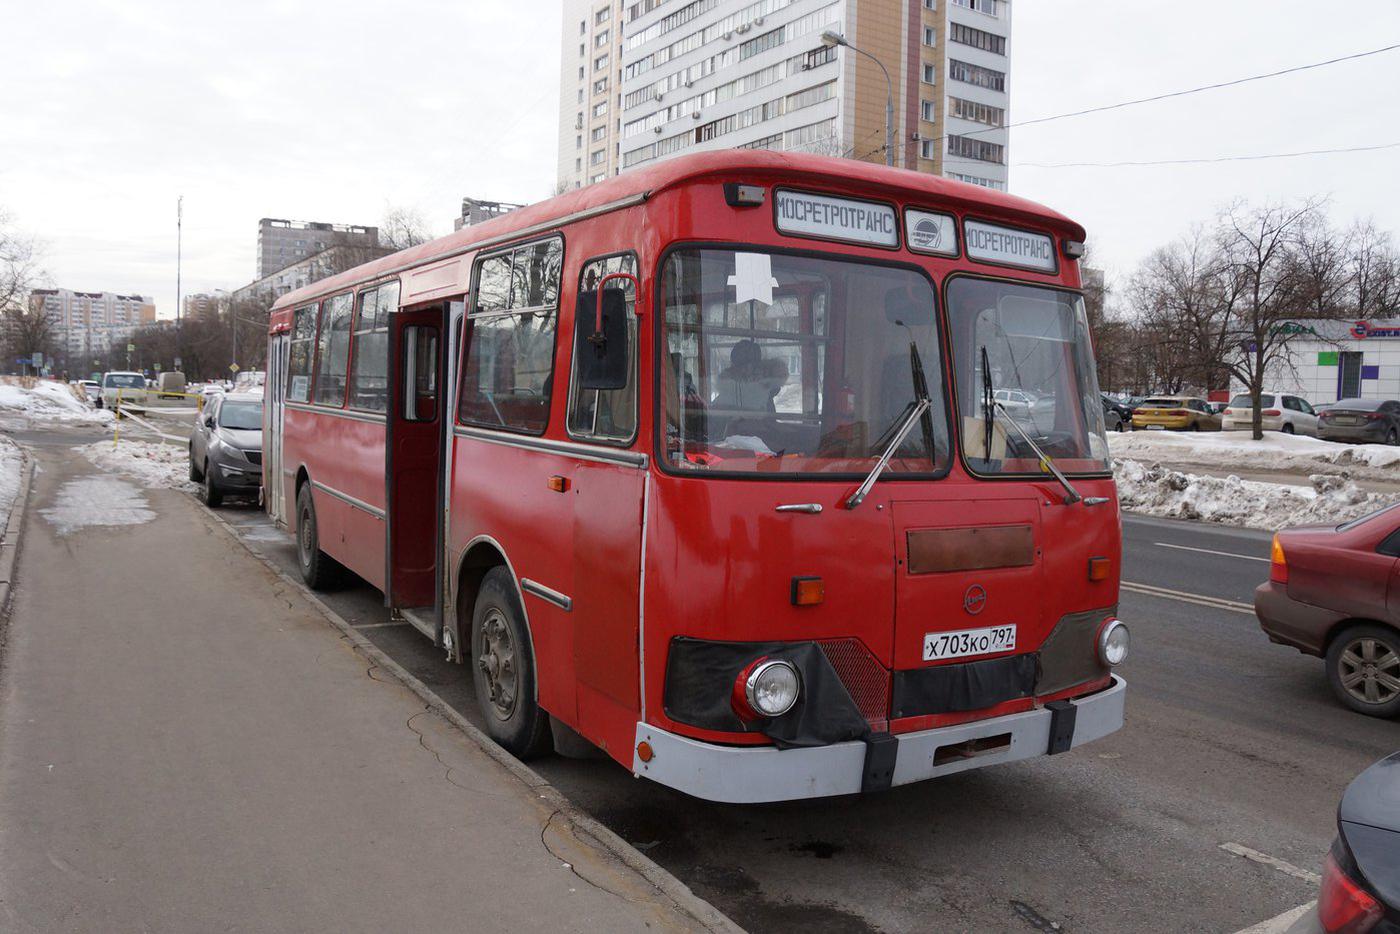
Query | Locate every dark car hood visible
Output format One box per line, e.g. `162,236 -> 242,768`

1340,752 -> 1400,910
218,428 -> 262,451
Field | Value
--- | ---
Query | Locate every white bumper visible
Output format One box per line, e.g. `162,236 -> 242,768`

632,676 -> 1126,803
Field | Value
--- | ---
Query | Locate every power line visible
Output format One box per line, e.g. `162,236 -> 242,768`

945,42 -> 1400,144
1010,140 -> 1400,169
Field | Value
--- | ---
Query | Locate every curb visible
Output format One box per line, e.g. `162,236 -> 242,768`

201,503 -> 744,934
0,440 -> 35,623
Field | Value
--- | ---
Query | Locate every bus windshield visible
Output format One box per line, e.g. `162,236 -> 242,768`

946,277 -> 1108,475
661,248 -> 949,475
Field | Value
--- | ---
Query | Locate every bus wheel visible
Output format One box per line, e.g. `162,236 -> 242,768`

295,483 -> 342,590
471,567 -> 550,759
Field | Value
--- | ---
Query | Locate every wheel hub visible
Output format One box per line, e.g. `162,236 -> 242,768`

477,610 -> 517,721
1340,636 -> 1400,706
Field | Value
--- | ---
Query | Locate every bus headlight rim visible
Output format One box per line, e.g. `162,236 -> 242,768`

1097,618 -> 1129,667
744,659 -> 801,717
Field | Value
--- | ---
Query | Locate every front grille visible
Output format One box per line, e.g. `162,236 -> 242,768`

243,450 -> 262,466
818,638 -> 889,724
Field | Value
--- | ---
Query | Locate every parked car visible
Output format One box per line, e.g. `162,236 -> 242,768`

1206,401 -> 1228,416
1221,392 -> 1319,435
188,392 -> 263,507
1318,399 -> 1400,445
1131,396 -> 1221,431
1285,753 -> 1400,934
100,371 -> 147,410
1102,394 -> 1135,427
77,380 -> 100,405
1101,397 -> 1125,432
156,371 -> 187,399
1255,504 -> 1400,717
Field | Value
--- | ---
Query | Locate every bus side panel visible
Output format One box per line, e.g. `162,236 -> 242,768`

450,436 -> 578,725
313,417 -> 387,591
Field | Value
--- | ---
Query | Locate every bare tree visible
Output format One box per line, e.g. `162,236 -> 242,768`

0,210 -> 53,372
1293,208 -> 1352,318
380,205 -> 434,251
1348,219 -> 1400,318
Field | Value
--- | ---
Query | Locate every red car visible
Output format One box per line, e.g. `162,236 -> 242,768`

1255,505 -> 1400,718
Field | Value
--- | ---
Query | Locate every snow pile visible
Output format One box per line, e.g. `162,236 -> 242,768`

0,378 -> 112,425
80,440 -> 195,492
1114,458 -> 1400,530
1108,430 -> 1400,476
39,475 -> 154,537
0,437 -> 23,521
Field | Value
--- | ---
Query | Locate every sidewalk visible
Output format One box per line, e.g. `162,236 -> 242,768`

0,442 -> 715,933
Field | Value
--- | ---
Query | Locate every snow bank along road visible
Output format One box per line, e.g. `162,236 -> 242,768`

212,498 -> 1384,933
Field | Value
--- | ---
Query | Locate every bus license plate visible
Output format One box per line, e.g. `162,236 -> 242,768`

923,624 -> 1017,661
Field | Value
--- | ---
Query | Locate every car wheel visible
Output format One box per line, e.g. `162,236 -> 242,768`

1388,429 -> 1398,446
470,567 -> 551,759
1282,423 -> 1295,435
1327,623 -> 1400,718
189,447 -> 203,482
201,463 -> 223,508
1189,421 -> 1199,431
295,483 -> 343,590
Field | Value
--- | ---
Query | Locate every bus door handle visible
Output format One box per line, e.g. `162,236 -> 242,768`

776,503 -> 823,514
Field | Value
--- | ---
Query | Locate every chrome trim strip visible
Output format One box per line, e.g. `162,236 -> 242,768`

311,480 -> 386,520
638,470 -> 651,722
453,426 -> 648,468
776,503 -> 823,513
285,401 -> 387,425
272,192 -> 650,313
521,578 -> 572,612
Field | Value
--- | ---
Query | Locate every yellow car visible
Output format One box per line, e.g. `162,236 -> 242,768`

1131,396 -> 1222,431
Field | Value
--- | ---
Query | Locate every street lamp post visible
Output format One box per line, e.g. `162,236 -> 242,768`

821,30 -> 894,167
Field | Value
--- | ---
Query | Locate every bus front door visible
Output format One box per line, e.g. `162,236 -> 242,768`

386,305 -> 445,635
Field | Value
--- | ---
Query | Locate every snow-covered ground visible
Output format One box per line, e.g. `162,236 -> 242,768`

1114,458 -> 1400,530
0,378 -> 112,426
1108,429 -> 1400,476
80,440 -> 195,492
0,437 -> 24,521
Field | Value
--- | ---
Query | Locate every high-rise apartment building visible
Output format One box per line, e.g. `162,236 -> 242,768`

557,0 -> 1011,191
29,289 -> 157,360
255,219 -> 380,279
558,0 -> 628,190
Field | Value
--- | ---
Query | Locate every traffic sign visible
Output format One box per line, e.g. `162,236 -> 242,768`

229,363 -> 240,373
127,343 -> 135,352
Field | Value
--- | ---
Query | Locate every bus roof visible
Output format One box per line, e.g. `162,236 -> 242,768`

269,149 -> 1084,319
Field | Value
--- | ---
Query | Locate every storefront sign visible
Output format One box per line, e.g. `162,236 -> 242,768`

905,209 -> 959,257
774,190 -> 898,247
964,220 -> 1056,272
1349,320 -> 1400,339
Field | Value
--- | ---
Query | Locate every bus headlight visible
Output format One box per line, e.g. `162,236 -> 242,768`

742,660 -> 801,718
1097,619 -> 1129,667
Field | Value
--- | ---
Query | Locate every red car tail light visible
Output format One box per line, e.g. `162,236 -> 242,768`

1224,408 -> 1235,415
1270,535 -> 1288,584
1262,409 -> 1281,417
1319,852 -> 1383,933
1366,412 -> 1386,421
1170,409 -> 1189,416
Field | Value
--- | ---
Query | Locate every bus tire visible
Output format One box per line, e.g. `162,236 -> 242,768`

295,483 -> 342,591
471,567 -> 551,759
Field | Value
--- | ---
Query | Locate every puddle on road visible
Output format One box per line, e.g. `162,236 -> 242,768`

40,475 -> 155,536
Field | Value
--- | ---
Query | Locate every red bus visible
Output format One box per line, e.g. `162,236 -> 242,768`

264,151 -> 1127,803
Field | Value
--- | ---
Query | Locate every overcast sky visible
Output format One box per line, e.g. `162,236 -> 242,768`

2,0 -> 1397,318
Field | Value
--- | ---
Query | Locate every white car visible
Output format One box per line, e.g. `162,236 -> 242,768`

77,380 -> 101,404
100,371 -> 148,410
1221,392 -> 1319,436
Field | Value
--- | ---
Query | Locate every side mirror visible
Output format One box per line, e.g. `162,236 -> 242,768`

576,287 -> 629,391
203,416 -> 215,428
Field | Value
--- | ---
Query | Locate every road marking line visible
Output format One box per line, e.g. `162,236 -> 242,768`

1234,901 -> 1316,934
1220,842 -> 1321,885
1121,581 -> 1255,615
1153,541 -> 1270,563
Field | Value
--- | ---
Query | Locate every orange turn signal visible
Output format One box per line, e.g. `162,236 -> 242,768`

547,475 -> 570,493
791,576 -> 824,606
1088,557 -> 1110,581
636,741 -> 654,763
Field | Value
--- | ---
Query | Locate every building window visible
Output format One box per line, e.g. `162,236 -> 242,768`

594,53 -> 609,72
949,171 -> 1006,191
460,238 -> 563,435
590,149 -> 606,166
952,0 -> 997,14
949,59 -> 1005,92
578,66 -> 585,79
920,139 -> 935,160
947,133 -> 1004,164
595,7 -> 610,24
576,134 -> 583,149
923,0 -> 935,8
580,19 -> 587,34
923,26 -> 935,46
949,96 -> 1004,127
593,77 -> 609,94
592,100 -> 609,117
579,43 -> 585,57
595,29 -> 610,47
591,126 -> 607,141
591,173 -> 607,184
921,99 -> 935,122
577,89 -> 584,103
568,254 -> 637,442
949,22 -> 1005,55
922,63 -> 936,84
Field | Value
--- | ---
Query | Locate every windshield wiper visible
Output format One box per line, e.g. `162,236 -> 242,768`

979,345 -> 1081,505
845,396 -> 930,509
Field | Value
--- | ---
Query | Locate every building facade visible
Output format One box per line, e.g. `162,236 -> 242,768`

256,219 -> 380,279
182,293 -> 218,319
29,289 -> 156,361
557,0 -> 1011,191
232,243 -> 395,306
454,197 -> 526,231
1236,319 -> 1400,406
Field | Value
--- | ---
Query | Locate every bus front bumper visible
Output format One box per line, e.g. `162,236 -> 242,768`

632,676 -> 1125,803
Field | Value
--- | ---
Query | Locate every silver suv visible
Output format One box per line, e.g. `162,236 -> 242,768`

188,393 -> 263,507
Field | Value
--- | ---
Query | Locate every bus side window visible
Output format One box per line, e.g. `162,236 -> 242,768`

567,253 -> 637,443
286,303 -> 319,403
349,281 -> 397,413
314,292 -> 354,407
402,325 -> 438,422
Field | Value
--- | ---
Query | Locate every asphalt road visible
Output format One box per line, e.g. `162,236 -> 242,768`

202,495 -> 1396,933
8,418 -> 1392,932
